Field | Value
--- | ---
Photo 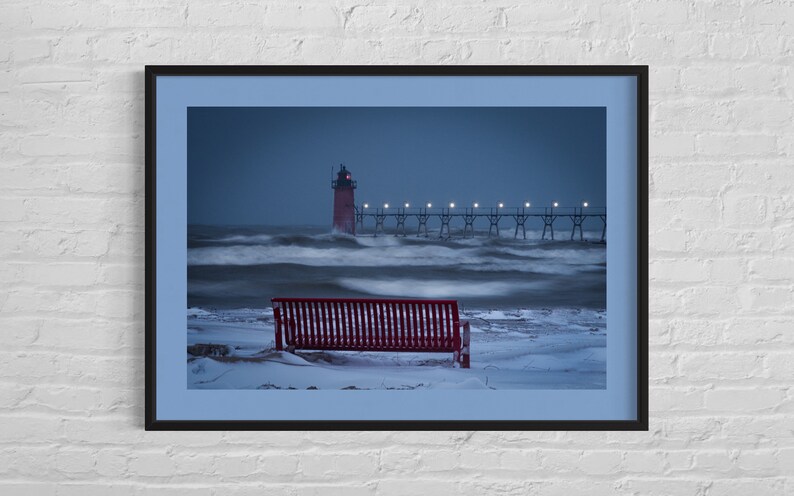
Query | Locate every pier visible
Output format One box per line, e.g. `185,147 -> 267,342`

331,165 -> 605,242
353,204 -> 607,241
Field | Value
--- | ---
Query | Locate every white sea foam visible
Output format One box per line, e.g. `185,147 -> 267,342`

187,307 -> 213,317
494,247 -> 605,263
466,308 -> 606,324
189,244 -> 477,267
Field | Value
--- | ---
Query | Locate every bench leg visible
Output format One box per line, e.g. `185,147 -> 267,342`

285,320 -> 297,354
461,322 -> 470,369
273,308 -> 283,351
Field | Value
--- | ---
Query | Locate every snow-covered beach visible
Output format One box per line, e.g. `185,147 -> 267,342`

187,225 -> 607,390
187,306 -> 605,390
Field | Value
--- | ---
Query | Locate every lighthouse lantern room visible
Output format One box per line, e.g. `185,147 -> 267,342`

331,164 -> 357,234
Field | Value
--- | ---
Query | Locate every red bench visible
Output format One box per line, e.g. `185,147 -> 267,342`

271,298 -> 471,368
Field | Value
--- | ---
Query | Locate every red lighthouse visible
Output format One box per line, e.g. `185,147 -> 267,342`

331,164 -> 357,234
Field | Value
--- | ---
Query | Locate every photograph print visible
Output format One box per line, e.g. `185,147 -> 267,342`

186,106 -> 608,392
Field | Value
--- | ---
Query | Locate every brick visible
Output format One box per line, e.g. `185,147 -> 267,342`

737,286 -> 794,312
668,318 -> 726,346
708,257 -> 746,284
420,39 -> 462,63
621,450 -> 666,473
12,38 -> 51,61
692,449 -> 736,473
300,452 -> 379,478
0,415 -> 62,443
678,352 -> 764,381
463,39 -> 504,63
680,66 -> 735,92
212,455 -> 258,477
723,318 -> 794,345
0,198 -> 27,222
649,258 -> 709,282
723,192 -> 769,227
94,449 -> 130,478
55,448 -> 96,474
16,66 -> 93,85
652,197 -> 722,228
733,99 -> 793,128
698,134 -> 779,156
650,229 -> 687,252
579,450 -> 622,474
0,483 -> 56,495
55,484 -> 137,496
650,387 -> 705,412
107,4 -> 187,28
708,478 -> 785,496
652,162 -> 735,193
25,385 -> 104,413
764,353 -> 794,378
507,3 -> 581,27
749,257 -> 794,281
709,33 -> 751,59
423,6 -> 501,33
15,262 -> 100,286
634,1 -> 690,24
653,100 -> 733,131
679,286 -> 740,316
129,453 -> 176,477
705,388 -> 785,412
257,453 -> 301,477
651,133 -> 695,157
265,4 -> 340,30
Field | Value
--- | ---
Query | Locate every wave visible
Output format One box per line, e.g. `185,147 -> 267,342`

336,278 -> 548,298
187,245 -> 604,277
187,227 -> 606,310
189,243 -> 465,266
212,234 -> 274,244
187,238 -> 605,275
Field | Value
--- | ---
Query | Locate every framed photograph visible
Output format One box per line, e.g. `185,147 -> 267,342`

146,66 -> 648,430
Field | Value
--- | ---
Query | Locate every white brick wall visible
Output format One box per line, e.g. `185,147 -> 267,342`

1,0 -> 792,493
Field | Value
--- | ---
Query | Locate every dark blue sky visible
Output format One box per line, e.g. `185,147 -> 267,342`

188,107 -> 606,226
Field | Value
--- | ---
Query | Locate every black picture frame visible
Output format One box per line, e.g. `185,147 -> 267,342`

145,65 -> 648,431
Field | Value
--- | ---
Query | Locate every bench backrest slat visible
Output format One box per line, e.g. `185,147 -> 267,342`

300,301 -> 308,345
434,303 -> 440,347
398,304 -> 405,346
347,301 -> 355,345
306,301 -> 314,344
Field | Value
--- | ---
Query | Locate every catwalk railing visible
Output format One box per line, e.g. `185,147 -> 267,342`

354,206 -> 607,241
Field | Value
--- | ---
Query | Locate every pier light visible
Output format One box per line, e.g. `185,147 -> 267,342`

524,201 -> 531,208
426,202 -> 432,208
404,202 -> 410,208
473,202 -> 479,208
449,202 -> 455,208
363,203 -> 369,209
384,203 -> 389,209
498,202 -> 504,208
553,202 -> 559,208
583,201 -> 589,208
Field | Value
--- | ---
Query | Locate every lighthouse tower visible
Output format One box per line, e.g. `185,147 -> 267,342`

331,164 -> 357,234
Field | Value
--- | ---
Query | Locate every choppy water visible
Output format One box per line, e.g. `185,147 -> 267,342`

187,225 -> 606,311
